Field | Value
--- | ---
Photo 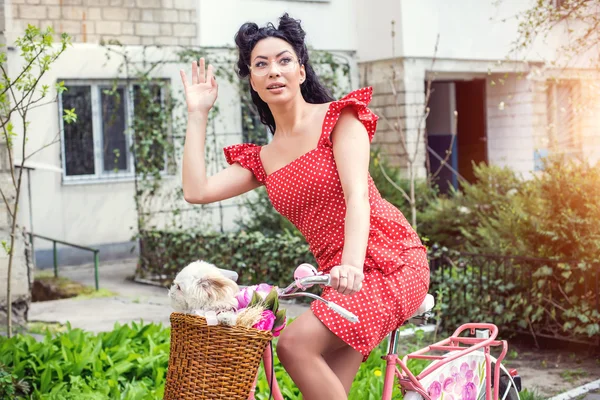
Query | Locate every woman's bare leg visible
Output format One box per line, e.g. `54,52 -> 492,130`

323,345 -> 363,394
276,309 -> 354,400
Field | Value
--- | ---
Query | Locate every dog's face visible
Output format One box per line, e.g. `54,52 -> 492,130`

168,261 -> 239,312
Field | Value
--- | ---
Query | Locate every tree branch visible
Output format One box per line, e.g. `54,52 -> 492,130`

0,186 -> 14,220
0,47 -> 45,98
24,132 -> 60,161
1,124 -> 17,188
427,145 -> 468,183
377,160 -> 411,203
430,111 -> 458,181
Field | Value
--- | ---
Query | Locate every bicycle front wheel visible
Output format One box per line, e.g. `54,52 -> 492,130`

479,362 -> 520,400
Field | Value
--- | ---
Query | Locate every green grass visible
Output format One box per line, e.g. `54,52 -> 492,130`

519,389 -> 547,400
73,288 -> 116,300
26,322 -> 68,335
33,274 -> 116,300
560,368 -> 588,383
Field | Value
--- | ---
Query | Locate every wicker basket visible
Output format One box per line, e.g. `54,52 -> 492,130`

164,312 -> 273,400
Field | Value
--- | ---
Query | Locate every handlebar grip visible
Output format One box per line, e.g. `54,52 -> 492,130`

327,302 -> 359,323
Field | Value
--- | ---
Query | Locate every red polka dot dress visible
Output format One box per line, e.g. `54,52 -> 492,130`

224,87 -> 430,361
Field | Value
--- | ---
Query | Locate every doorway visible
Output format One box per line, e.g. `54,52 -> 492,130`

427,79 -> 488,192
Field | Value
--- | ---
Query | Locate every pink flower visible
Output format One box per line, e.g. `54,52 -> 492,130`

443,377 -> 455,391
273,316 -> 287,337
253,310 -> 276,331
435,361 -> 480,399
462,382 -> 477,400
235,283 -> 274,309
255,283 -> 273,297
235,287 -> 253,309
428,381 -> 442,400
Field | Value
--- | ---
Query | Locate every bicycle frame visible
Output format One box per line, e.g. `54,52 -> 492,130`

249,322 -> 507,400
245,270 -> 510,400
386,323 -> 507,400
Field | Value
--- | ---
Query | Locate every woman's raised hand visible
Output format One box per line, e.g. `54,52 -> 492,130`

180,58 -> 218,115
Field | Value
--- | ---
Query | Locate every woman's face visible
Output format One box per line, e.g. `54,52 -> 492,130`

249,37 -> 306,105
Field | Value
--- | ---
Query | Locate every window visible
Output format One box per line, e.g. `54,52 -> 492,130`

546,80 -> 581,158
59,81 -> 168,183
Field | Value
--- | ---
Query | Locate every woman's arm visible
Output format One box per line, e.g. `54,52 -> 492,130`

182,111 -> 260,204
329,108 -> 371,295
181,59 -> 261,204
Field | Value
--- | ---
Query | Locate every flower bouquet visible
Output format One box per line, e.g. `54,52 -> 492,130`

234,283 -> 287,337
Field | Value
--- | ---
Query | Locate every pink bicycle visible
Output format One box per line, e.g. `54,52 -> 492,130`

239,264 -> 523,400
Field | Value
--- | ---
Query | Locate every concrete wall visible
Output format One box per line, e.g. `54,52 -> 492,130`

359,56 -> 536,178
356,0 -> 575,65
578,79 -> 600,165
197,0 -> 357,51
7,0 -> 197,46
485,74 -> 544,176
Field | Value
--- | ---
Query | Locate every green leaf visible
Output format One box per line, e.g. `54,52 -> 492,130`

250,290 -> 263,307
263,288 -> 279,312
586,324 -> 599,337
273,309 -> 287,329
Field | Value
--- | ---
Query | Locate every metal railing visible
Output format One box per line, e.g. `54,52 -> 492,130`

29,233 -> 100,290
428,248 -> 599,345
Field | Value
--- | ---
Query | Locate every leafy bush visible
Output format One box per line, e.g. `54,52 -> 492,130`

0,322 -> 168,399
138,229 -> 315,288
419,163 -> 521,250
420,157 -> 600,263
0,322 -> 431,399
369,149 -> 439,225
234,187 -> 302,237
429,249 -> 600,344
468,156 -> 600,262
0,362 -> 30,399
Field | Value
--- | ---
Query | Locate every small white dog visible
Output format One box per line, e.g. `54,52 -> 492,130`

168,260 -> 239,326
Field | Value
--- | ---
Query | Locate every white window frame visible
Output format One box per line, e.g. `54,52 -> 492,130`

58,80 -> 169,185
546,79 -> 581,157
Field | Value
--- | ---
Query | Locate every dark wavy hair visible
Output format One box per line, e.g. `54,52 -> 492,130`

234,13 -> 335,134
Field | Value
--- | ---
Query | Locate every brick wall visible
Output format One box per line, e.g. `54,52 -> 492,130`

359,58 -> 428,178
10,0 -> 197,46
485,74 -> 542,175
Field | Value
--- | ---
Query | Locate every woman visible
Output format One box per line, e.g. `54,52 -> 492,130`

180,13 -> 430,400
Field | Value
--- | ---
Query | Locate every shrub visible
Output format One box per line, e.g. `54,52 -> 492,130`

234,187 -> 302,237
0,322 -> 168,398
420,157 -> 600,263
429,249 -> 599,344
138,230 -> 315,288
0,322 -> 431,399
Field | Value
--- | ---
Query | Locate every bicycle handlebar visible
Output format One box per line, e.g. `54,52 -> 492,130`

277,273 -> 359,323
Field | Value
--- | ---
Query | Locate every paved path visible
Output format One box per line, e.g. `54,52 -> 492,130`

30,259 -> 309,333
